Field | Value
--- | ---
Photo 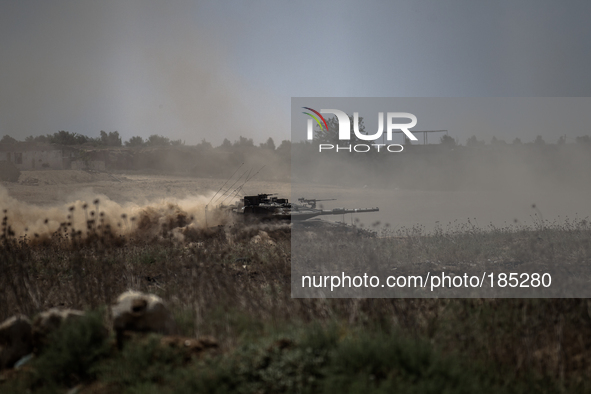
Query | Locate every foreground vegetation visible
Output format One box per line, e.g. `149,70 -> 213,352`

2,215 -> 591,393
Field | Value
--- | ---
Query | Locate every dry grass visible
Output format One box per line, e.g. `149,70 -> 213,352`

2,211 -> 591,392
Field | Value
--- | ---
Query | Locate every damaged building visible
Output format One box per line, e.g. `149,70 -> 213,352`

0,143 -> 109,171
0,143 -> 78,170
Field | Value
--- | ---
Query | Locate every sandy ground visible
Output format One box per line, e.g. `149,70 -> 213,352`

292,184 -> 591,231
2,170 -> 589,232
3,170 -> 292,207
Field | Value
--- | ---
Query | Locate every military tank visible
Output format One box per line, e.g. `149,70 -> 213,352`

230,193 -> 379,222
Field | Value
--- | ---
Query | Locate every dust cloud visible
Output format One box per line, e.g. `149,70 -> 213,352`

0,2 -> 287,146
0,184 -> 236,242
292,143 -> 591,231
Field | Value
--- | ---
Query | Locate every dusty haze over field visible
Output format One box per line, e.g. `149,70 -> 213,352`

0,170 -> 294,240
291,97 -> 591,230
1,144 -> 589,239
292,146 -> 591,230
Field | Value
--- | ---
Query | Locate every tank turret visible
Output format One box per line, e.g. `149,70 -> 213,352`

231,194 -> 378,222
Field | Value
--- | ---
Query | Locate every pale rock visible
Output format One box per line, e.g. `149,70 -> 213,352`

111,290 -> 174,347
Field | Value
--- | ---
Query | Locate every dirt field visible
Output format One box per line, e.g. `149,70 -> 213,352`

2,169 -> 589,233
0,169 -> 588,236
293,184 -> 591,231
3,170 -> 291,207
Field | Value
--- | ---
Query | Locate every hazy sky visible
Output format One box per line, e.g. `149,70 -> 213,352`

1,0 -> 590,145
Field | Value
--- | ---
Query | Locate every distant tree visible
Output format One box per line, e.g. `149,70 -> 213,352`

234,136 -> 254,147
314,114 -> 366,145
575,135 -> 590,145
348,114 -> 367,144
512,137 -> 522,145
466,135 -> 484,147
260,137 -> 276,150
313,115 -> 337,144
220,138 -> 232,148
556,135 -> 566,145
100,130 -> 122,146
196,139 -> 213,150
125,136 -> 145,147
490,136 -> 507,146
533,135 -> 546,145
439,134 -> 456,147
277,140 -> 291,152
170,139 -> 184,146
49,130 -> 89,145
1,135 -> 18,144
146,134 -> 171,146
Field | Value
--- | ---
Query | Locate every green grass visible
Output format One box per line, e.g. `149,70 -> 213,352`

1,317 -> 570,394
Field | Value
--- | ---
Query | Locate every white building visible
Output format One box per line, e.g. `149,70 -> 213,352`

0,143 -> 78,170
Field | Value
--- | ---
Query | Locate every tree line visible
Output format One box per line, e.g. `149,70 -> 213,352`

311,113 -> 591,147
0,131 -> 291,151
2,124 -> 590,150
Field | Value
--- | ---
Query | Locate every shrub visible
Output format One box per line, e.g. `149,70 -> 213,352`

30,309 -> 110,388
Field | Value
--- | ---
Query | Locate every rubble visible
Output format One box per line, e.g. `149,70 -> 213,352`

111,290 -> 174,348
0,315 -> 33,370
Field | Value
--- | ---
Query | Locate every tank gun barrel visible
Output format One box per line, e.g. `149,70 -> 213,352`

290,207 -> 379,221
319,207 -> 379,215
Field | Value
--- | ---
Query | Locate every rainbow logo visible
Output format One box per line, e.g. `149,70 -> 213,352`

302,107 -> 329,132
